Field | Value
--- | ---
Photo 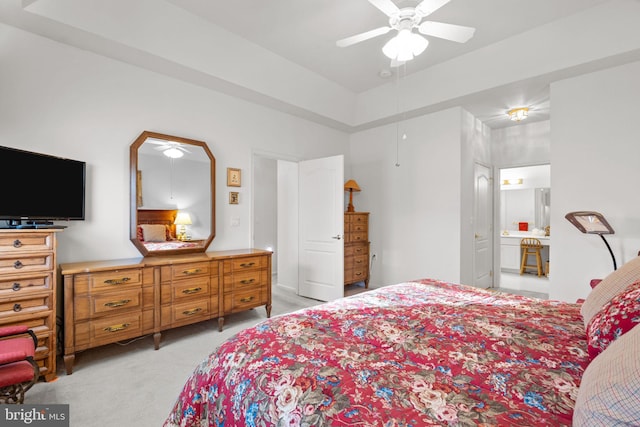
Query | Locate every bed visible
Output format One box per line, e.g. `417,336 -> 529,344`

137,209 -> 202,251
164,261 -> 640,426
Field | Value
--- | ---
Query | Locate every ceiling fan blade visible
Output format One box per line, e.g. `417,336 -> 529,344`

336,26 -> 392,47
367,0 -> 400,17
415,0 -> 451,17
418,21 -> 475,43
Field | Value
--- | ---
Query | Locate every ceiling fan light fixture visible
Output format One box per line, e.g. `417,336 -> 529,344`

508,107 -> 529,122
163,147 -> 184,159
382,29 -> 429,61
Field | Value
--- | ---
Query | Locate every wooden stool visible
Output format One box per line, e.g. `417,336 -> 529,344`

520,238 -> 543,276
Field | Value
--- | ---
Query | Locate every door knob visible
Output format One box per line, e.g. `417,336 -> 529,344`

332,235 -> 342,240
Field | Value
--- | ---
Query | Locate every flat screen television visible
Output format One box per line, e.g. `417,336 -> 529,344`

0,146 -> 86,227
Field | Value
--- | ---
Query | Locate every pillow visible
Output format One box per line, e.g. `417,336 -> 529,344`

586,280 -> 640,359
573,321 -> 640,426
139,224 -> 168,242
581,255 -> 640,328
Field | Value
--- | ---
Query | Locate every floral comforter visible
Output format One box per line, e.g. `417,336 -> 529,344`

164,279 -> 589,426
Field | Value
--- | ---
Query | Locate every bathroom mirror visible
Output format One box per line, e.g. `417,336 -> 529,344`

130,131 -> 215,256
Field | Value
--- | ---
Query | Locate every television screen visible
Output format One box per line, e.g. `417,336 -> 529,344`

0,146 -> 86,224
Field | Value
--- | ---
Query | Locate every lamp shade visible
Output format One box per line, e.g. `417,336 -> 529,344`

565,211 -> 614,235
174,212 -> 192,225
344,180 -> 361,192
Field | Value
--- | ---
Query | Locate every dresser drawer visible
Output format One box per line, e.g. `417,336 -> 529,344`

223,288 -> 266,312
88,289 -> 142,318
0,252 -> 53,275
349,214 -> 369,225
0,233 -> 53,253
169,262 -> 210,280
171,299 -> 211,323
85,269 -> 143,292
0,272 -> 52,296
350,223 -> 367,233
352,254 -> 368,269
0,293 -> 51,319
224,256 -> 266,272
344,242 -> 369,257
90,312 -> 143,343
224,270 -> 263,292
349,232 -> 368,243
172,277 -> 210,302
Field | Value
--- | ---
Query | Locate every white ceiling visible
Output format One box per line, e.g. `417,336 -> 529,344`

2,0 -> 636,131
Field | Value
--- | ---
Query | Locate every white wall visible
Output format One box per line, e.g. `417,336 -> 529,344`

551,60 -> 640,302
252,155 -> 277,271
0,24 -> 349,265
349,108 -> 463,287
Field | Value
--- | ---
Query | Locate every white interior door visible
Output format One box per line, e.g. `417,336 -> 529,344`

474,163 -> 493,288
298,155 -> 344,301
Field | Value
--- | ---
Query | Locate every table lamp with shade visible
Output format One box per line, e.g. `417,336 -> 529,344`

174,212 -> 192,241
344,180 -> 361,213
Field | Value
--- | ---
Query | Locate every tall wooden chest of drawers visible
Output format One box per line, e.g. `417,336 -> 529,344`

344,212 -> 370,288
0,229 -> 60,381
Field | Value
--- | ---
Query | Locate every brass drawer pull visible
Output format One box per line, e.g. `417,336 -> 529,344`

240,296 -> 254,303
13,239 -> 22,248
182,308 -> 202,316
103,277 -> 131,285
181,287 -> 202,294
104,299 -> 131,308
239,262 -> 255,268
181,268 -> 202,276
355,260 -> 363,264
104,323 -> 130,332
355,272 -> 362,277
13,260 -> 23,269
13,303 -> 22,312
12,282 -> 21,291
240,279 -> 255,285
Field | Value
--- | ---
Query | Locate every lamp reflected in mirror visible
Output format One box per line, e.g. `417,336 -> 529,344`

565,211 -> 617,270
174,212 -> 192,241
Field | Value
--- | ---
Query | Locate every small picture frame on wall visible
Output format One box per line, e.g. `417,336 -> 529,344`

227,168 -> 241,187
229,191 -> 239,205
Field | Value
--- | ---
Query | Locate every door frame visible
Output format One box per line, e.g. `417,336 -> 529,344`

492,162 -> 551,288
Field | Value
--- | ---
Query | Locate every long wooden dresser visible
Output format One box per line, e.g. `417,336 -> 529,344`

0,229 -> 61,381
61,248 -> 271,374
344,212 -> 370,288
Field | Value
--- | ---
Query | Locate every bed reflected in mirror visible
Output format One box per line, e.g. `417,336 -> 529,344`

130,131 -> 215,256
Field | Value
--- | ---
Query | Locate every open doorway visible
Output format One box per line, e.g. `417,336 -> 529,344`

497,164 -> 550,297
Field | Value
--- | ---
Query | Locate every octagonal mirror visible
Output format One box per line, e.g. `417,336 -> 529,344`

130,131 -> 215,256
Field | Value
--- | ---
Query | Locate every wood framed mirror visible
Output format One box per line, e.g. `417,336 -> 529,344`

130,131 -> 215,256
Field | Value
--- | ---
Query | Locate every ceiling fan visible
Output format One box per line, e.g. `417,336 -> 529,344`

146,138 -> 191,159
337,0 -> 475,64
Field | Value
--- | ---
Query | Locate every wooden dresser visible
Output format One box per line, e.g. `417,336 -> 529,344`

61,249 -> 271,374
0,229 -> 60,381
344,212 -> 370,288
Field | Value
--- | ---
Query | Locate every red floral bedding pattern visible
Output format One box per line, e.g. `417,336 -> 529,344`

164,280 -> 589,426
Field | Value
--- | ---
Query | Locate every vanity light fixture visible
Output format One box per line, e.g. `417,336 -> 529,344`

565,211 -> 617,270
163,147 -> 184,159
174,212 -> 192,241
502,178 -> 523,186
507,107 -> 529,122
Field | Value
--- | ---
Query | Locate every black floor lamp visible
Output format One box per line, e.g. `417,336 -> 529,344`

565,211 -> 617,270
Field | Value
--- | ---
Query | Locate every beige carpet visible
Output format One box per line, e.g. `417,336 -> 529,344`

28,284 -> 324,427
